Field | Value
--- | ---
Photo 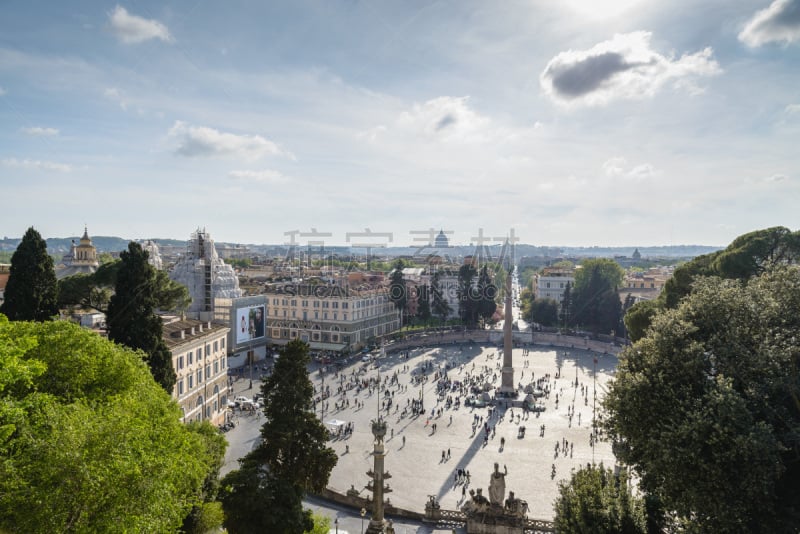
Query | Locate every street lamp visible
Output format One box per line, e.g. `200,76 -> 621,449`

334,517 -> 338,534
360,507 -> 366,533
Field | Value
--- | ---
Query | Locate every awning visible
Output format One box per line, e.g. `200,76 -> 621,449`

325,419 -> 347,428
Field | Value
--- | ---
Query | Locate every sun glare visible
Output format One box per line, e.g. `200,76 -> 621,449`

560,0 -> 644,20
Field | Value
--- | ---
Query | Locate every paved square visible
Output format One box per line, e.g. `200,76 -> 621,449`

319,344 -> 618,520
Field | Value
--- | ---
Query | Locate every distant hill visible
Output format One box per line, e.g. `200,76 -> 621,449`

0,235 -> 721,260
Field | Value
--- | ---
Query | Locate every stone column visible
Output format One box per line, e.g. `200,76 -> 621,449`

498,265 -> 515,396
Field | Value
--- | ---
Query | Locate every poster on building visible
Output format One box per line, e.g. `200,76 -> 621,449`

236,304 -> 265,344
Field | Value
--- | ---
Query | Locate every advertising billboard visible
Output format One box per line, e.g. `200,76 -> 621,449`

236,304 -> 265,344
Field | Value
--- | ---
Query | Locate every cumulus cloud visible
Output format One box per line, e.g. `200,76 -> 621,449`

785,103 -> 800,114
540,32 -> 721,106
397,96 -> 489,138
20,127 -> 59,137
109,5 -> 173,44
2,157 -> 72,172
602,157 -> 657,180
739,0 -> 800,47
228,169 -> 290,183
168,121 -> 291,160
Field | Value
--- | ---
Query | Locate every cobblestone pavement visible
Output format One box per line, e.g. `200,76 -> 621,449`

221,343 -> 618,526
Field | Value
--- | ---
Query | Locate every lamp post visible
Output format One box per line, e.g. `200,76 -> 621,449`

334,517 -> 338,534
249,322 -> 255,390
360,507 -> 366,533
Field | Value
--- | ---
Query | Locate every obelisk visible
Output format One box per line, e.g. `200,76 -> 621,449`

498,260 -> 516,396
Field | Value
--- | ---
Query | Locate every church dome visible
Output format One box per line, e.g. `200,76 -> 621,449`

434,229 -> 449,248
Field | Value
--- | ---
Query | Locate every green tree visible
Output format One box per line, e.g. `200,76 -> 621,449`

417,284 -> 432,323
560,281 -> 572,330
107,242 -> 176,392
604,267 -> 800,533
571,259 -> 623,334
477,265 -> 497,327
181,421 -> 228,534
0,226 -> 58,321
0,317 -> 216,533
431,270 -> 451,323
631,227 -> 800,336
531,298 -> 559,327
554,464 -> 646,534
220,340 -> 337,533
622,299 -> 659,343
58,261 -> 189,314
458,262 -> 479,328
388,259 -> 407,323
304,512 -> 332,534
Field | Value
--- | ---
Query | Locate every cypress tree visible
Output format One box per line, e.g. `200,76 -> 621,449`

0,226 -> 58,321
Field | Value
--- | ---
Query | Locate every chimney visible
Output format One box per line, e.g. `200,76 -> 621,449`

191,327 -> 195,335
181,330 -> 185,339
199,323 -> 204,333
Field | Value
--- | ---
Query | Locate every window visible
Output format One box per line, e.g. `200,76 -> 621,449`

343,302 -> 348,309
197,369 -> 202,384
313,301 -> 320,308
206,344 -> 211,357
334,312 -> 338,320
221,358 -> 226,369
292,310 -> 296,318
188,375 -> 194,389
214,361 -> 219,374
221,338 -> 225,349
322,301 -> 329,308
282,299 -> 288,306
273,298 -> 279,305
324,312 -> 328,320
178,355 -> 184,370
187,351 -> 193,365
178,379 -> 184,395
291,299 -> 297,306
343,313 -> 348,320
206,365 -> 211,379
314,311 -> 319,319
303,311 -> 308,320
302,300 -> 308,307
546,282 -> 551,288
332,302 -> 339,309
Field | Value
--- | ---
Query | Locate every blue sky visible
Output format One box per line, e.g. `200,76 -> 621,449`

1,0 -> 798,247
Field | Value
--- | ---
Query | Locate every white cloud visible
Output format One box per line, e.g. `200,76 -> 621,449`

602,157 -> 657,180
108,5 -> 173,44
104,87 -> 128,110
20,127 -> 59,137
739,0 -> 800,47
168,121 -> 292,160
785,103 -> 800,114
2,157 -> 72,172
228,169 -> 290,184
540,32 -> 721,106
0,86 -> 6,96
396,96 -> 490,140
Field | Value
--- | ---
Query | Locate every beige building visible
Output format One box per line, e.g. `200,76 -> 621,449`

265,283 -> 400,352
163,319 -> 231,425
533,267 -> 575,305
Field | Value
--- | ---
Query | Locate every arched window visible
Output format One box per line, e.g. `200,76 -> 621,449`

196,396 -> 204,407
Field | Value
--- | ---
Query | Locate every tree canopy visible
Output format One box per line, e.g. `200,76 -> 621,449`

530,297 -> 559,327
388,259 -> 407,320
58,259 -> 189,314
0,226 -> 58,322
604,267 -> 800,532
626,226 -> 800,341
553,464 -> 646,534
570,259 -> 624,334
220,339 -> 337,533
0,316 -> 218,533
107,242 -> 176,392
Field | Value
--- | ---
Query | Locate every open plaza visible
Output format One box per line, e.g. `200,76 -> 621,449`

223,340 -> 620,525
